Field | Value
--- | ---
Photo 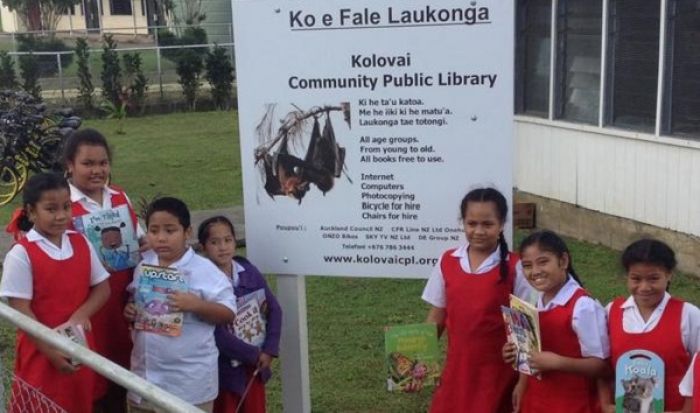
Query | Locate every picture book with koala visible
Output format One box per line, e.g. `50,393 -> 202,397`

615,349 -> 664,413
133,264 -> 187,337
72,204 -> 139,271
501,294 -> 541,376
384,323 -> 441,392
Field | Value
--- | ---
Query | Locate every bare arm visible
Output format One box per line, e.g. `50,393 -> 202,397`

68,280 -> 110,329
529,351 -> 607,377
426,306 -> 446,338
597,363 -> 615,413
681,397 -> 692,413
168,291 -> 235,324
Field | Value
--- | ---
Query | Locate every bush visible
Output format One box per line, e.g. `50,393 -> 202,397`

205,46 -> 234,110
16,35 -> 73,76
75,37 -> 94,112
19,53 -> 41,99
176,49 -> 203,110
122,52 -> 148,114
157,26 -> 208,63
101,34 -> 122,107
0,51 -> 17,89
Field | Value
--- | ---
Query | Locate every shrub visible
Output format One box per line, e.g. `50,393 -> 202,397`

122,52 -> 148,114
19,53 -> 41,99
176,49 -> 203,110
205,45 -> 234,110
0,51 -> 17,89
157,26 -> 208,63
101,34 -> 122,107
75,37 -> 94,112
16,35 -> 73,76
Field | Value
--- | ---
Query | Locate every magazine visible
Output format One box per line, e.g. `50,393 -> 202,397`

72,204 -> 139,271
54,322 -> 87,366
229,288 -> 267,347
384,323 -> 441,392
614,350 -> 664,413
133,264 -> 188,337
501,294 -> 541,376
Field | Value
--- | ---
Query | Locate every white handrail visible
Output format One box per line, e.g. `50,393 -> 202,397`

0,301 -> 202,413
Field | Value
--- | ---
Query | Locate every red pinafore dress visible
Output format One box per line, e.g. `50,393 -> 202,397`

693,353 -> 700,413
429,250 -> 518,413
10,233 -> 96,413
609,297 -> 691,411
520,288 -> 601,413
70,185 -> 138,398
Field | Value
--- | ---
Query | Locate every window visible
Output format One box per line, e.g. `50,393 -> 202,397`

606,0 -> 660,131
516,0 -> 551,117
665,0 -> 700,136
110,0 -> 132,15
555,0 -> 602,124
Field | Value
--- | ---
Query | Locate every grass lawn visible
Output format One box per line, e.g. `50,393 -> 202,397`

0,110 -> 699,412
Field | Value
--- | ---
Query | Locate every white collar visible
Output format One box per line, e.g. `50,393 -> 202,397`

619,292 -> 671,311
232,260 -> 244,287
143,247 -> 195,271
69,182 -> 118,203
25,228 -> 76,243
537,276 -> 582,310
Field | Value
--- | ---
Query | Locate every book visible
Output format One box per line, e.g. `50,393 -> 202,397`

133,264 -> 188,337
614,350 -> 664,413
384,323 -> 441,392
54,322 -> 87,366
501,294 -> 541,376
229,288 -> 267,348
72,204 -> 139,271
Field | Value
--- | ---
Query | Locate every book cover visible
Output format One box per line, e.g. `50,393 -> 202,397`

502,294 -> 541,376
133,264 -> 187,337
384,323 -> 441,392
229,288 -> 267,348
614,350 -> 664,413
54,322 -> 87,366
72,204 -> 139,271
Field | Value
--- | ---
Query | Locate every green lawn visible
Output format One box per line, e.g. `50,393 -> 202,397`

0,110 -> 699,412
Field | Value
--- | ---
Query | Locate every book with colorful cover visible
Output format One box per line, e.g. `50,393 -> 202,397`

229,288 -> 267,347
133,264 -> 187,337
72,204 -> 139,271
384,323 -> 441,392
54,322 -> 87,366
501,294 -> 541,376
614,350 -> 664,413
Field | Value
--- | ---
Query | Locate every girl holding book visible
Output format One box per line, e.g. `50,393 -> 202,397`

0,172 -> 110,413
503,230 -> 609,413
421,187 -> 534,413
601,239 -> 700,413
61,128 -> 145,411
198,215 -> 282,413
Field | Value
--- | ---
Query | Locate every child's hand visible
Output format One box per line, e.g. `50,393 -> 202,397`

600,404 -> 615,413
67,313 -> 92,332
138,236 -> 151,253
528,351 -> 562,372
512,378 -> 526,413
257,352 -> 273,370
124,302 -> 137,321
502,341 -> 517,364
168,291 -> 202,313
44,347 -> 78,374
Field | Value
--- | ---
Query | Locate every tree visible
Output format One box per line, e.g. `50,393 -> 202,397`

101,34 -> 121,107
75,37 -> 94,111
0,51 -> 17,90
19,52 -> 40,99
0,0 -> 80,32
205,46 -> 234,110
176,49 -> 203,111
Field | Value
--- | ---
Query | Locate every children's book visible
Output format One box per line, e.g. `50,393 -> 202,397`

614,350 -> 664,413
72,204 -> 139,271
384,323 -> 441,392
54,322 -> 87,366
501,294 -> 541,376
133,264 -> 188,337
229,288 -> 267,347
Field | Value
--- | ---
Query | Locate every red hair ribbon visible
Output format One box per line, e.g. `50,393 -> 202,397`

5,207 -> 27,241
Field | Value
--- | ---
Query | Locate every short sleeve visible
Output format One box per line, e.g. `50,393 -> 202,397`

0,244 -> 33,299
682,302 -> 700,354
421,256 -> 445,308
203,268 -> 237,313
85,236 -> 110,286
572,296 -> 610,359
679,353 -> 696,397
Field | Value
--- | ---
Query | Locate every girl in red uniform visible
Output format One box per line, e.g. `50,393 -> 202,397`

506,230 -> 608,413
0,172 -> 110,413
62,128 -> 145,412
603,239 -> 700,413
422,187 -> 534,413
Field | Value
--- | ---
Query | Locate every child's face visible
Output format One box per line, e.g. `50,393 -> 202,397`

27,188 -> 71,243
67,144 -> 111,195
203,223 -> 236,268
627,262 -> 672,310
147,211 -> 191,266
520,244 -> 569,294
462,201 -> 504,253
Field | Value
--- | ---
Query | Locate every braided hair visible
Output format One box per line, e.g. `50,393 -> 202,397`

460,187 -> 510,282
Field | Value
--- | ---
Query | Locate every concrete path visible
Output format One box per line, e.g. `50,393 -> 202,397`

0,206 -> 245,255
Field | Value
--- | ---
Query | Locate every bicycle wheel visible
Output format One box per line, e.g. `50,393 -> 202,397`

34,133 -> 65,172
0,164 -> 20,206
13,153 -> 29,191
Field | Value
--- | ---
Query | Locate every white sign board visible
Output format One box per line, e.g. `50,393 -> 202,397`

233,0 -> 514,278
